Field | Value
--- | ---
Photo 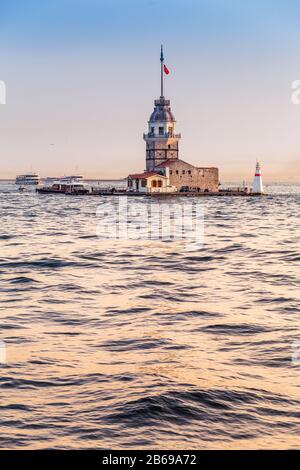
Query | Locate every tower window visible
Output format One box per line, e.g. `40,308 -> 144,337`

176,170 -> 179,175
182,170 -> 185,175
151,127 -> 154,134
159,127 -> 164,135
168,145 -> 171,149
188,170 -> 191,175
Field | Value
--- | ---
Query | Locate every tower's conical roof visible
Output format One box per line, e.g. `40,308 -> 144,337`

149,97 -> 176,123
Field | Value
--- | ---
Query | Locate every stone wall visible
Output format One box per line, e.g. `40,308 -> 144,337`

159,160 -> 219,192
146,139 -> 179,171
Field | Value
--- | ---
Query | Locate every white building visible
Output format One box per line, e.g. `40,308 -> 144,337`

127,172 -> 169,193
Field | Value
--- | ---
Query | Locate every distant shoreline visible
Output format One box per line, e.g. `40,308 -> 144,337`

0,178 -> 127,182
1,179 -> 299,185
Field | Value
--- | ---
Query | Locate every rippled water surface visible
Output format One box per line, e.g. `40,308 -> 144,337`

0,182 -> 299,449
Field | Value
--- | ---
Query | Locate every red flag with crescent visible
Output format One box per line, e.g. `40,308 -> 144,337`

164,64 -> 170,75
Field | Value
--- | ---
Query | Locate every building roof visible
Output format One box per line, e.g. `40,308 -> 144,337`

128,172 -> 166,180
156,159 -> 219,170
156,158 -> 191,168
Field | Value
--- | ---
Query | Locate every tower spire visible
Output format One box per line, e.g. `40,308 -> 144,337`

160,44 -> 164,98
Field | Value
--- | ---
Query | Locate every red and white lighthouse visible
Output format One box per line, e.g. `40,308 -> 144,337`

252,161 -> 264,194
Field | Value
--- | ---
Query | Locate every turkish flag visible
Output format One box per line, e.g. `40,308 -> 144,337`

164,64 -> 170,75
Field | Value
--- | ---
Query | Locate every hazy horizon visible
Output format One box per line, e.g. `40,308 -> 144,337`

1,0 -> 300,182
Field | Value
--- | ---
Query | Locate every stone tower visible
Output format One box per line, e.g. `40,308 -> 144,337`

144,46 -> 181,171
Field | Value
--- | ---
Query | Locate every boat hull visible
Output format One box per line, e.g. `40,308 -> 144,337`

36,188 -> 89,195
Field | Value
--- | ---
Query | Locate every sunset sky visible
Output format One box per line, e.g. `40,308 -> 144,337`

1,0 -> 300,181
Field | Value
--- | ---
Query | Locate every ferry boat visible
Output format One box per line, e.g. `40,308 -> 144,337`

15,174 -> 40,189
60,175 -> 84,183
36,176 -> 89,195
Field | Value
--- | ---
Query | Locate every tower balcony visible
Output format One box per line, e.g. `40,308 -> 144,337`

143,132 -> 181,140
154,98 -> 170,106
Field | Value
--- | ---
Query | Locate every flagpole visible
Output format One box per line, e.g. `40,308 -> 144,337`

160,44 -> 164,98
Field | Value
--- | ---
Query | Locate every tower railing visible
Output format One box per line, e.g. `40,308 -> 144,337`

154,98 -> 170,106
144,132 -> 181,139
